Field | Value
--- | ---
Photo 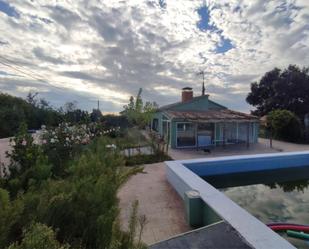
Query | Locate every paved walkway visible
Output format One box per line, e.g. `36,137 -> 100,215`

118,163 -> 189,245
259,138 -> 309,152
168,140 -> 279,160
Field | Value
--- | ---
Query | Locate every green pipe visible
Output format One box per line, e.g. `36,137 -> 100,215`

287,230 -> 309,240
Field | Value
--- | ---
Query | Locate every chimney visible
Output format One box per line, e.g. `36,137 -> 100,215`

181,87 -> 193,103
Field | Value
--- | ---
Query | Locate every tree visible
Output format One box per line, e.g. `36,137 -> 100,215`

61,102 -> 90,124
123,88 -> 158,128
143,101 -> 158,127
26,92 -> 39,107
62,101 -> 78,113
0,92 -> 62,137
267,110 -> 301,142
90,109 -> 103,122
246,65 -> 309,119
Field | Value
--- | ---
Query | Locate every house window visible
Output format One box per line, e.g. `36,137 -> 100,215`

152,118 -> 159,132
177,123 -> 194,132
176,122 -> 196,147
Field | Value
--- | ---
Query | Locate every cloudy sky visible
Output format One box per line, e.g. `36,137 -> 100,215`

0,0 -> 308,113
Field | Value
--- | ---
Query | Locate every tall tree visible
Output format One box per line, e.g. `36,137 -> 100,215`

246,65 -> 309,119
123,88 -> 157,128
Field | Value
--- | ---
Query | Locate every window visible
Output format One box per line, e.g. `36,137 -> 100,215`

177,123 -> 194,132
176,122 -> 196,147
152,118 -> 159,132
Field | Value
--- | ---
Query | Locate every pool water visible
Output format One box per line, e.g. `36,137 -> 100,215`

203,167 -> 309,249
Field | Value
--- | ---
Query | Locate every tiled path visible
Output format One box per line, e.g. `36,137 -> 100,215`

168,139 -> 280,160
118,162 -> 190,245
259,138 -> 309,152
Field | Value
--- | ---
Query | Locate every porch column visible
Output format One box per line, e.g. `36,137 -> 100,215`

246,122 -> 250,148
223,122 -> 226,148
214,122 -> 216,147
195,123 -> 198,150
236,122 -> 239,141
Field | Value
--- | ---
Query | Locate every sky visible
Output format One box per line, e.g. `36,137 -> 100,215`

0,0 -> 308,113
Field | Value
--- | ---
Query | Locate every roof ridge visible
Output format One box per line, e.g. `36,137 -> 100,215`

159,95 -> 208,110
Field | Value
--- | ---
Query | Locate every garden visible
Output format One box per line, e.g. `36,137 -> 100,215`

0,118 -> 171,249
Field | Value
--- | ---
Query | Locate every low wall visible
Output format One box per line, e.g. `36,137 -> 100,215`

165,151 -> 304,249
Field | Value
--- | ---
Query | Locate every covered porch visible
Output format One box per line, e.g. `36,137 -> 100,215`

165,110 -> 259,149
174,121 -> 258,149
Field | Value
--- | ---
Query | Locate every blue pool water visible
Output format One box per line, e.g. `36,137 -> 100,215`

202,166 -> 309,248
185,153 -> 309,177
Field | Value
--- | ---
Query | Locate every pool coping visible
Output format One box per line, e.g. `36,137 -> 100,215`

165,151 -> 307,249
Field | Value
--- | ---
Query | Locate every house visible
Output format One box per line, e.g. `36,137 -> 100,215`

151,87 -> 259,149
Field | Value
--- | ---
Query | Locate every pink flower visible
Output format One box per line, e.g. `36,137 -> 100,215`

42,139 -> 47,144
22,140 -> 27,146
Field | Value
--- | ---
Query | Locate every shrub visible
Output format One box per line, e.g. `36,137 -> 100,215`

125,153 -> 172,166
22,138 -> 143,249
267,109 -> 302,142
6,123 -> 41,178
0,188 -> 24,248
2,132 -> 147,249
8,223 -> 69,249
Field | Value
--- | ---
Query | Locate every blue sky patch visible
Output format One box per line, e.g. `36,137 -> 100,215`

0,0 -> 19,18
0,70 -> 8,76
197,6 -> 214,31
216,37 -> 234,53
0,70 -> 18,77
159,0 -> 166,9
197,5 -> 234,54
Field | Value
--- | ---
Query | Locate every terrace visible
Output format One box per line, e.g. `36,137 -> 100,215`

118,138 -> 309,248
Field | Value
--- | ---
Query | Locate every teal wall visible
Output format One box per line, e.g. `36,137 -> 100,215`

171,121 -> 177,148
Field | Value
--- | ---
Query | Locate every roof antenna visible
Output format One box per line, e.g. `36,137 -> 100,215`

197,71 -> 206,96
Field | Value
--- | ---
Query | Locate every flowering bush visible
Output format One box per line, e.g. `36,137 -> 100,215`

40,122 -> 121,175
6,123 -> 41,178
41,123 -> 91,176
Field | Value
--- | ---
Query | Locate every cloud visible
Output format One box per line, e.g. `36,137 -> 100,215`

0,0 -> 308,113
33,47 -> 66,65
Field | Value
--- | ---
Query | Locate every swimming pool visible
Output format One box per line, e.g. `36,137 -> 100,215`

166,151 -> 309,249
203,167 -> 309,248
